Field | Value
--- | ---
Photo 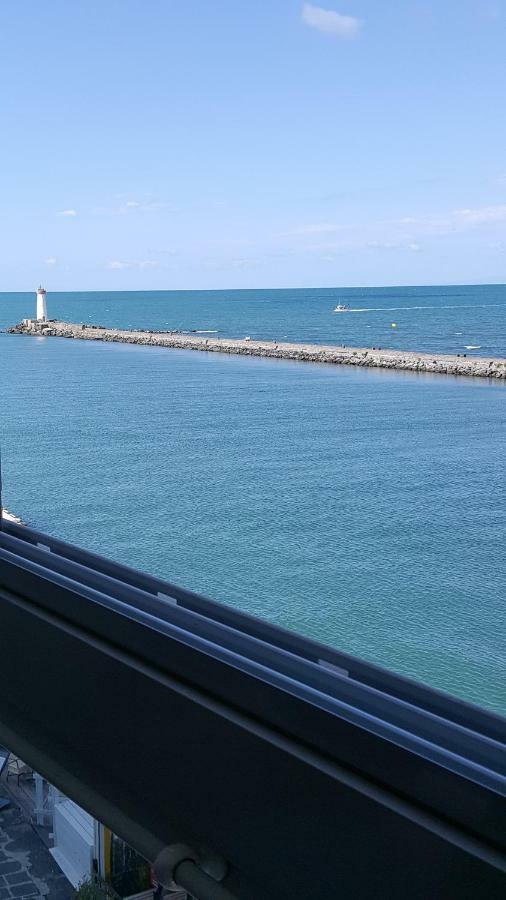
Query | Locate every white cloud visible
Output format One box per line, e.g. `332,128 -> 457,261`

119,200 -> 153,214
106,259 -> 159,270
452,205 -> 506,226
94,199 -> 171,216
59,209 -> 77,217
395,205 -> 506,236
296,237 -> 424,255
297,239 -> 356,253
276,202 -> 505,261
230,257 -> 258,269
368,240 -> 397,250
281,223 -> 342,236
301,3 -> 361,39
367,240 -> 422,252
45,257 -> 57,266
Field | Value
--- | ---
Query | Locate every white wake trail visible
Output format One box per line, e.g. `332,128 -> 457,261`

342,303 -> 504,313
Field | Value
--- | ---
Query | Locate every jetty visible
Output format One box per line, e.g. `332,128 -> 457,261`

7,319 -> 506,379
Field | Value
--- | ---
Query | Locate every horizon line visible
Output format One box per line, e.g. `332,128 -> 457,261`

1,280 -> 506,295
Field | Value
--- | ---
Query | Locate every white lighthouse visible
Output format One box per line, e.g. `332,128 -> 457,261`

36,286 -> 47,321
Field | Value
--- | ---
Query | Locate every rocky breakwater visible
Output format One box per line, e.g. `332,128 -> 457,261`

7,319 -> 506,379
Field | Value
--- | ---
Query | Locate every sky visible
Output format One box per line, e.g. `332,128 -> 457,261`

0,0 -> 505,291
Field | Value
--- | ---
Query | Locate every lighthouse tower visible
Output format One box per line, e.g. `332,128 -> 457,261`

36,286 -> 47,321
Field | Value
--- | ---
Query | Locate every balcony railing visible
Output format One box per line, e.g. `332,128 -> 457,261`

0,519 -> 504,898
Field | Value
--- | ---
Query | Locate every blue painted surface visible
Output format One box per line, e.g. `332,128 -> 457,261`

1,288 -> 505,713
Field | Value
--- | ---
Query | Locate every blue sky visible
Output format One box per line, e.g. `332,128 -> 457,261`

1,0 -> 505,290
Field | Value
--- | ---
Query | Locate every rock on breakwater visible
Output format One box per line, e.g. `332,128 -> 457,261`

7,319 -> 506,379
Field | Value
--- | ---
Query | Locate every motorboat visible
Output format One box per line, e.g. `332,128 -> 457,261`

333,304 -> 350,312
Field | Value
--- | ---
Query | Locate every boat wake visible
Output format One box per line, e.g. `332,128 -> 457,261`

343,304 -> 503,313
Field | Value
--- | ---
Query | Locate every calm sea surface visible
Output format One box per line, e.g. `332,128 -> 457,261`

1,286 -> 505,713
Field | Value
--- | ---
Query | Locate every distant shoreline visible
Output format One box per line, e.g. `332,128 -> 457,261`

7,319 -> 506,379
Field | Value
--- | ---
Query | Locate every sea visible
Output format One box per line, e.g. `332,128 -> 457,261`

1,285 -> 505,714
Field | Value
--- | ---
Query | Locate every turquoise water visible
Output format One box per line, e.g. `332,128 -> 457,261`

1,287 -> 505,713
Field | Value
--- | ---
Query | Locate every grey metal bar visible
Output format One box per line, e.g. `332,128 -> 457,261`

4,518 -> 502,742
0,534 -> 501,784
